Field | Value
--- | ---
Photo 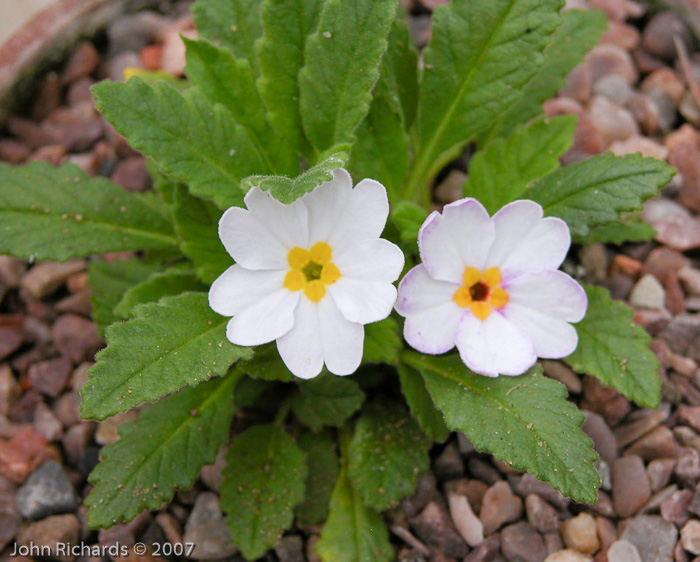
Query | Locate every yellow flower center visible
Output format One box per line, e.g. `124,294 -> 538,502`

284,242 -> 341,302
453,266 -> 509,320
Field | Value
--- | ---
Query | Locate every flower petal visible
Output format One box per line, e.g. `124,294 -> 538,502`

506,270 -> 588,322
209,265 -> 288,316
417,211 -> 464,283
485,200 -> 570,272
225,288 -> 299,346
276,297 -> 324,379
502,304 -> 579,358
329,278 -> 397,324
455,312 -> 537,377
333,239 -> 404,282
395,264 -> 459,315
243,187 -> 309,248
318,297 -> 364,376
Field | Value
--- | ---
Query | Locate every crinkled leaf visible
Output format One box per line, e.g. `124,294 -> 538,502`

85,372 -> 240,528
391,201 -> 428,256
88,259 -> 161,335
408,0 -> 563,197
240,345 -> 294,382
527,153 -> 675,239
172,184 -> 231,284
464,115 -> 577,214
256,0 -> 324,154
363,317 -> 402,365
385,13 -> 419,129
81,293 -> 251,421
348,401 -> 431,511
580,212 -> 657,245
293,374 -> 365,432
403,353 -> 600,503
296,430 -> 339,526
565,285 -> 661,409
299,0 -> 397,155
243,152 -> 347,204
184,38 -> 298,176
398,364 -> 449,443
122,68 -> 190,91
192,0 -> 263,73
114,268 -> 206,318
220,425 -> 307,560
488,9 -> 607,140
92,79 -> 265,209
0,162 -> 177,261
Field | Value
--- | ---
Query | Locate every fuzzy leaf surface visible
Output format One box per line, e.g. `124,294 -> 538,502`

85,373 -> 240,528
92,79 -> 264,209
299,0 -> 397,154
391,202 -> 428,256
580,213 -> 656,245
363,317 -> 402,365
296,430 -> 339,526
464,116 -> 576,214
565,285 -> 661,408
348,401 -> 431,511
220,425 -> 307,560
409,0 -> 563,192
528,153 -> 675,239
293,374 -> 365,432
403,353 -> 600,503
114,269 -> 206,318
398,364 -> 449,442
81,293 -> 251,420
0,162 -> 177,261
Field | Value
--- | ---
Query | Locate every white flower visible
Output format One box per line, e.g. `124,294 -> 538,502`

209,169 -> 404,379
395,198 -> 587,377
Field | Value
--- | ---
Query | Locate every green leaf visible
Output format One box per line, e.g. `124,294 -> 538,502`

243,152 -> 347,204
527,153 -> 675,240
123,67 -> 190,91
299,0 -> 398,155
172,185 -> 231,284
241,345 -> 294,382
403,352 -> 600,503
488,9 -> 608,140
363,317 -> 402,365
293,374 -> 365,432
114,268 -> 207,318
85,372 -> 241,528
348,401 -> 431,511
407,0 -> 563,200
398,364 -> 449,443
184,38 -> 298,177
297,430 -> 339,526
385,14 -> 419,130
92,79 -> 265,209
0,162 -> 177,261
192,0 -> 263,73
81,293 -> 251,421
580,213 -> 657,245
316,462 -> 393,562
390,201 -> 428,256
220,425 -> 307,560
464,116 -> 577,214
256,0 -> 324,154
565,285 -> 661,409
88,259 -> 161,335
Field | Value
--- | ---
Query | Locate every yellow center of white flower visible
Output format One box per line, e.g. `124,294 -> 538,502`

284,242 -> 341,302
453,266 -> 509,320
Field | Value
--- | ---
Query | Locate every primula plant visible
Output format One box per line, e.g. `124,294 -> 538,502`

0,0 -> 676,560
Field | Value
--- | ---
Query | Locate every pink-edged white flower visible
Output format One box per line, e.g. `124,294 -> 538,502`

208,169 -> 404,379
395,198 -> 587,377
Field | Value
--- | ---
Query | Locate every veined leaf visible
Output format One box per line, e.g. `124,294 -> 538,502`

0,162 -> 177,261
114,268 -> 206,318
92,79 -> 265,209
299,0 -> 397,155
363,317 -> 402,365
85,373 -> 240,528
297,430 -> 339,526
390,201 -> 428,257
464,115 -> 577,214
80,293 -> 251,421
292,374 -> 365,432
565,285 -> 661,408
527,153 -> 675,240
256,0 -> 324,155
348,401 -> 431,511
386,13 -> 419,130
580,212 -> 657,245
184,38 -> 298,177
192,0 -> 263,73
407,0 -> 563,200
398,364 -> 449,442
403,352 -> 600,503
220,425 -> 307,560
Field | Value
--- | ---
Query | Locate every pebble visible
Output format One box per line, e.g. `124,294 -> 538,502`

53,392 -> 81,428
640,68 -> 685,107
542,361 -> 582,394
0,365 -> 17,417
479,481 -> 523,536
560,513 -> 599,555
15,459 -> 77,520
629,273 -> 666,309
410,501 -> 468,559
0,256 -> 25,288
464,534 -> 500,562
680,92 -> 700,128
95,410 -> 138,446
690,488 -> 700,517
21,261 -> 86,300
446,485 -> 484,547
587,0 -> 644,20
581,376 -> 631,427
612,455 -> 651,518
544,531 -> 564,555
625,94 -> 661,135
593,74 -> 634,106
660,489 -> 692,526
0,427 -> 56,483
500,522 -> 548,562
647,458 -> 676,493
607,540 -> 642,562
596,516 -> 617,551
400,473 -> 439,518
679,267 -> 700,296
675,447 -> 700,486
682,520 -> 700,555
643,199 -> 700,252
17,513 -> 80,561
589,96 -> 639,144
435,170 -> 467,205
621,515 -> 677,562
601,21 -> 640,51
609,134 -> 666,159
110,156 -> 152,192
34,401 -> 63,442
275,535 -> 304,562
586,44 -> 639,86
544,550 -> 593,562
0,138 -> 30,164
646,88 -> 677,132
582,412 -> 618,464
61,422 -> 96,473
107,11 -> 171,55
61,41 -> 99,84
434,442 -> 464,481
0,326 -> 23,361
626,425 -> 678,461
28,357 -> 72,398
642,11 -> 693,60
52,314 -> 102,364
513,473 -> 570,510
667,125 -> 700,212
560,63 -> 593,104
661,314 -> 700,359
183,492 -> 238,560
525,494 -> 559,534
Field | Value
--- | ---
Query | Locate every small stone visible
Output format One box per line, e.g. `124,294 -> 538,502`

446,485 -> 484,547
660,489 -> 692,526
646,88 -> 677,132
607,540 -> 642,562
400,473 -> 439,518
0,427 -> 55,483
61,41 -> 99,84
642,11 -> 693,60
542,361 -> 582,394
596,517 -> 617,551
0,256 -> 25,288
156,512 -> 183,545
675,447 -> 700,486
560,63 -> 593,104
647,458 -> 676,492
33,402 -> 63,442
274,536 -> 304,562
108,11 -> 170,55
27,357 -> 72,398
183,492 -> 238,559
110,156 -> 152,192
61,422 -> 96,473
609,135 -> 666,160
641,68 -> 685,107
682,520 -> 700,555
500,522 -> 547,562
95,410 -> 138,446
53,392 -> 81,428
200,447 -> 227,492
15,460 -> 78,520
410,501 -> 468,559
66,76 -> 95,107
560,513 -> 599,555
661,314 -> 700,359
589,96 -> 639,145
625,425 -> 678,461
525,494 -> 559,534
643,199 -> 700,252
29,144 -> 67,165
434,442 -> 464,481
612,455 -> 651,518
679,267 -> 700,296
479,481 -> 523,536
681,92 -> 700,128
106,51 -> 143,82
581,376 -> 631,427
513,473 -> 570,510
21,261 -> 86,300
582,412 -> 618,464
586,45 -> 638,86
17,514 -> 80,562
667,125 -> 700,212
435,169 -> 467,204
0,139 -> 31,164
621,515 -> 677,562
544,531 -> 564,555
625,94 -> 661,135
0,326 -> 23,361
643,247 -> 691,286
587,0 -> 644,20
468,457 -> 501,485
601,20 -> 640,51
464,534 -> 500,562
629,274 -> 666,309
544,550 -> 593,562
594,74 -> 634,105
0,365 -> 17,417
52,314 -> 102,364
160,24 -> 196,76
